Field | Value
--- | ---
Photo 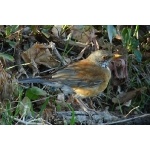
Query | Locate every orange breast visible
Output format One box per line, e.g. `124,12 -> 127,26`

72,60 -> 111,98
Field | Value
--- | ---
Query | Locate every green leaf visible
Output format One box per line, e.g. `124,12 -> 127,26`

5,26 -> 11,36
131,38 -> 139,49
134,50 -> 142,62
56,104 -> 62,111
67,104 -> 76,125
133,25 -> 139,37
0,32 -> 3,36
121,27 -> 132,47
6,40 -> 17,48
0,53 -> 14,62
5,25 -> 19,36
121,28 -> 128,47
30,26 -> 38,34
42,29 -> 50,38
121,28 -> 128,40
25,86 -> 47,100
18,96 -> 32,116
107,25 -> 117,43
39,97 -> 50,116
70,110 -> 76,125
126,28 -> 131,46
127,28 -> 132,38
11,25 -> 19,33
43,25 -> 53,30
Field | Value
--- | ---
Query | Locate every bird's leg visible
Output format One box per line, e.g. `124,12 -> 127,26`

74,97 -> 99,118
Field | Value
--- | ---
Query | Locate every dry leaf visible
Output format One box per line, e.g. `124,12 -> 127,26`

57,93 -> 65,101
110,58 -> 128,79
98,37 -> 112,50
52,25 -> 67,38
0,60 -> 16,100
21,43 -> 60,74
71,25 -> 97,44
112,87 -> 147,104
123,100 -> 132,107
18,96 -> 32,117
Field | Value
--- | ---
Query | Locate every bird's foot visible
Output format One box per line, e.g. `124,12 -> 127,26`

74,98 -> 99,122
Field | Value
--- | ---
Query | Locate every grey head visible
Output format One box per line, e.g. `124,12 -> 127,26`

87,50 -> 113,67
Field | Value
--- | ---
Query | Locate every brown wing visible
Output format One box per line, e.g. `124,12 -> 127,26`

52,60 -> 106,88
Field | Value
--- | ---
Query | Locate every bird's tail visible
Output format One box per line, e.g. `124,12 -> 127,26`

18,77 -> 74,95
18,78 -> 48,84
18,77 -> 62,87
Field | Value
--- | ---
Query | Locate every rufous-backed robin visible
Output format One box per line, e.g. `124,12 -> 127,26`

19,50 -> 121,114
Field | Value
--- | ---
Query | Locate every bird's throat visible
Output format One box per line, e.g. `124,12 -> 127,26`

101,61 -> 109,68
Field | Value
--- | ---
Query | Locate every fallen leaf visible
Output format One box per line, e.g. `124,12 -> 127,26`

110,58 -> 128,79
71,25 -> 97,44
21,43 -> 60,74
25,86 -> 47,100
57,93 -> 65,101
18,96 -> 32,117
0,60 -> 16,100
52,25 -> 67,38
112,87 -> 147,104
123,100 -> 132,107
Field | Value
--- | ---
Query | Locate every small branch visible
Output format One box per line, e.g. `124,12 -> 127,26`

56,110 -> 119,125
103,114 -> 150,125
13,117 -> 51,125
125,106 -> 139,118
50,41 -> 67,65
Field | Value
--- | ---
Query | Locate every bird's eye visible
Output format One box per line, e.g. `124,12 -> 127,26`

102,56 -> 108,60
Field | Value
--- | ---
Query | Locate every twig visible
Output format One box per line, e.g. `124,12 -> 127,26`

125,106 -> 139,118
103,114 -> 150,125
13,117 -> 28,125
56,110 -> 118,124
13,117 -> 51,125
39,67 -> 59,74
75,44 -> 90,60
50,42 -> 67,65
14,47 -> 29,78
0,42 -> 3,51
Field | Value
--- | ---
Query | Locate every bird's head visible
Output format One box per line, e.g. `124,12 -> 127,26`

87,50 -> 122,67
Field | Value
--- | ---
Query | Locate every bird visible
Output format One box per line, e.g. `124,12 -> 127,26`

19,50 -> 121,115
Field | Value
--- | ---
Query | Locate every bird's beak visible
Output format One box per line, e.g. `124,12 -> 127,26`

113,53 -> 122,58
